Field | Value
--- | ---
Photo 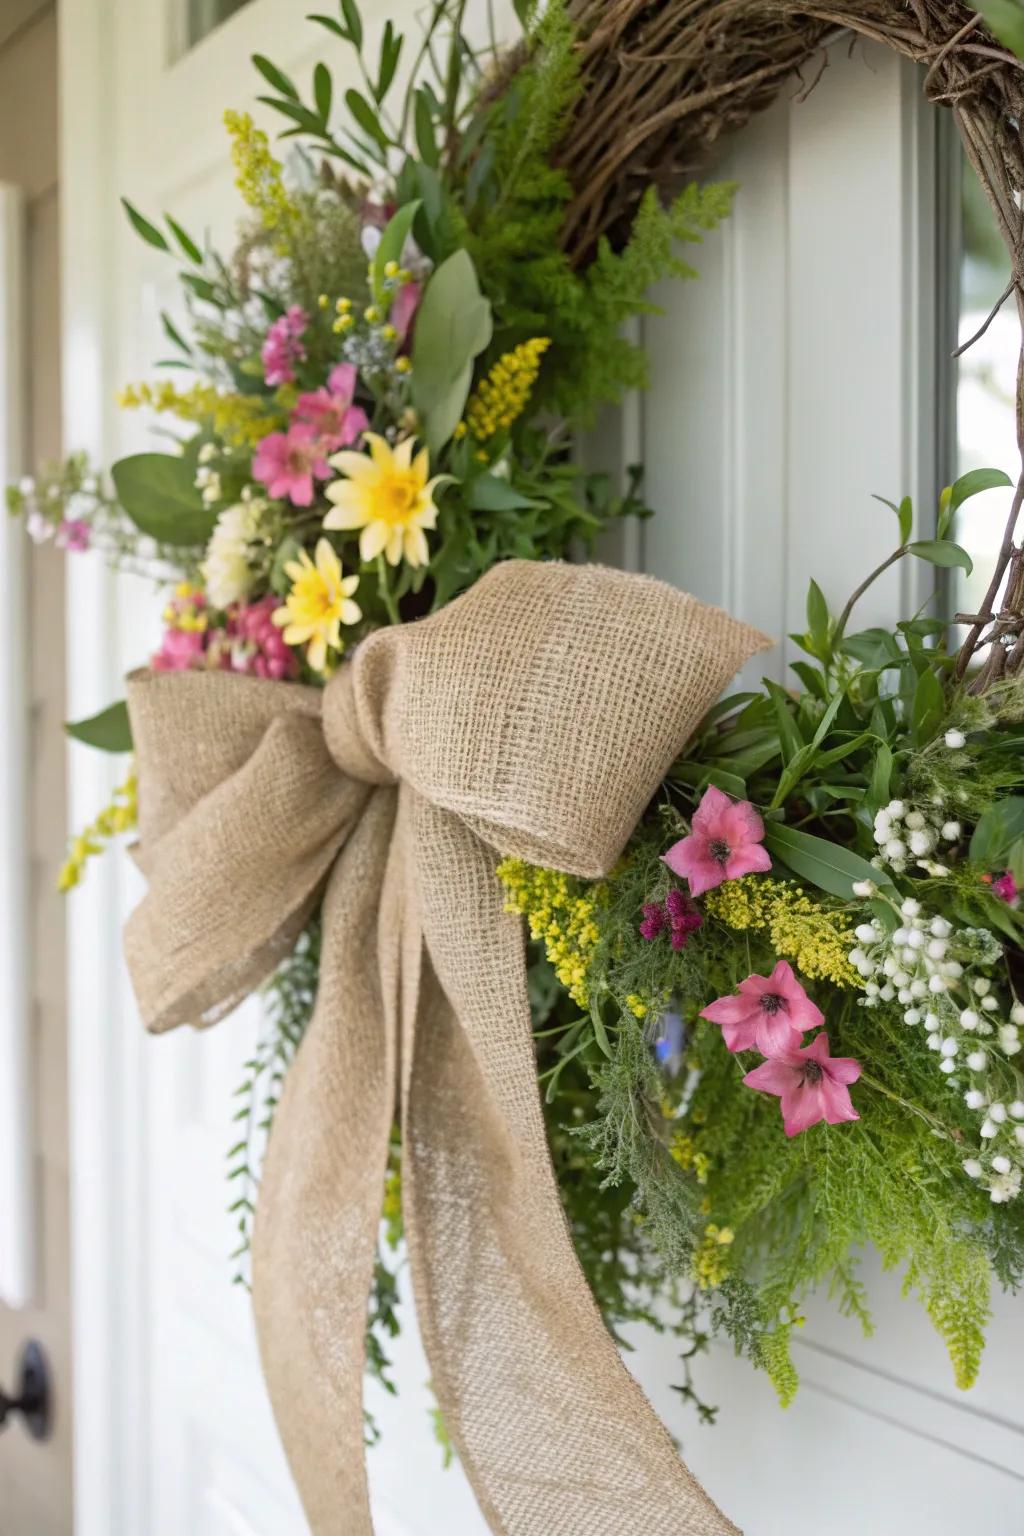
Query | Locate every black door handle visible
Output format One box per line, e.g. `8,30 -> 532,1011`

0,1340 -> 51,1440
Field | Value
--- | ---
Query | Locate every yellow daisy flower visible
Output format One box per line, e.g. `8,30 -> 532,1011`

272,538 -> 361,675
323,433 -> 443,568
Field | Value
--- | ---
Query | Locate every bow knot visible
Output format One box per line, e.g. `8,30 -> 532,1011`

125,560 -> 766,1534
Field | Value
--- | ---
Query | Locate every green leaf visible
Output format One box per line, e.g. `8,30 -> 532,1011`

872,493 -> 913,545
340,0 -> 362,47
977,0 -> 1024,59
951,466 -> 1013,510
313,61 -> 332,124
411,249 -> 493,454
160,311 -> 192,355
376,20 -> 402,101
764,823 -> 894,899
911,668 -> 945,747
466,474 -> 537,512
345,87 -> 391,151
414,89 -> 439,167
372,200 -> 420,301
111,452 -> 215,546
1008,836 -> 1024,887
908,539 -> 973,576
65,701 -> 133,753
868,741 -> 893,812
763,679 -> 804,766
306,12 -> 346,39
251,54 -> 299,99
970,797 -> 1024,866
806,579 -> 830,652
165,216 -> 202,264
121,197 -> 170,252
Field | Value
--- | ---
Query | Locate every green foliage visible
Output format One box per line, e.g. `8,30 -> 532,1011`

111,452 -> 215,547
65,701 -> 133,754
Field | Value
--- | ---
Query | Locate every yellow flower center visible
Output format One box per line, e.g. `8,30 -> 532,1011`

292,570 -> 339,622
377,472 -> 419,525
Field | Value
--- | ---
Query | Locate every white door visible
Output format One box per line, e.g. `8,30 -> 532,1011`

60,8 -> 1022,1536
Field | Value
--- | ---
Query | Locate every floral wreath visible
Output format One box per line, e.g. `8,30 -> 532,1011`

11,0 -> 1024,1435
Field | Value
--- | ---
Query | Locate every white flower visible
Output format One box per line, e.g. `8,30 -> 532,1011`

940,1038 -> 959,1058
967,1050 -> 987,1072
940,1058 -> 956,1074
884,839 -> 907,862
971,977 -> 991,997
991,1155 -> 1012,1176
886,800 -> 906,818
855,924 -> 876,943
25,509 -> 53,544
999,1025 -> 1022,1056
930,917 -> 952,939
989,1102 -> 1007,1123
1011,1002 -> 1024,1026
1009,1100 -> 1024,1120
904,1009 -> 922,1025
964,1089 -> 986,1110
941,821 -> 961,841
201,499 -> 265,608
981,994 -> 999,1011
962,1158 -> 983,1179
960,1009 -> 980,1031
909,829 -> 935,857
904,810 -> 926,831
980,1117 -> 997,1138
944,729 -> 966,750
927,938 -> 947,961
989,1168 -> 1021,1203
852,879 -> 876,898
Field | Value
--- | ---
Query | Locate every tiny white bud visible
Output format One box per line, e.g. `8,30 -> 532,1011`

904,810 -> 926,830
964,1089 -> 986,1110
893,971 -> 911,989
940,1058 -> 956,1074
942,961 -> 964,979
884,840 -> 907,862
855,924 -> 876,944
967,1051 -> 987,1072
980,1118 -> 997,1138
904,1009 -> 922,1025
852,879 -> 876,898
909,830 -> 935,857
959,1009 -> 980,1031
924,1012 -> 940,1029
873,827 -> 889,845
971,977 -> 991,997
941,821 -> 961,841
907,929 -> 926,950
900,898 -> 922,919
989,1102 -> 1007,1123
929,974 -> 947,994
883,957 -> 898,977
991,1156 -> 1011,1176
926,938 -> 947,961
910,979 -> 928,999
928,863 -> 951,876
930,917 -> 952,939
879,983 -> 896,1002
893,927 -> 910,946
898,988 -> 913,1005
962,1158 -> 983,1178
864,981 -> 880,997
1009,1100 -> 1024,1120
981,993 -> 999,1011
941,1037 -> 959,1058
1011,1002 -> 1024,1026
886,800 -> 906,818
926,1032 -> 942,1051
944,729 -> 966,750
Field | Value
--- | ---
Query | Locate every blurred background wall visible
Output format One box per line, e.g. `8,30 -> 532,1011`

0,4 -> 71,1532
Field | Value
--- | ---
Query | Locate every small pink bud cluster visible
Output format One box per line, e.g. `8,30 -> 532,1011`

261,305 -> 307,387
225,595 -> 299,681
640,888 -> 703,950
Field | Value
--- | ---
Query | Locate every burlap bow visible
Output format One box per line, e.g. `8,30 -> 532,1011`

125,560 -> 769,1535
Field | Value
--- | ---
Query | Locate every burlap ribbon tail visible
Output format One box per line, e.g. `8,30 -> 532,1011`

124,560 -> 769,1535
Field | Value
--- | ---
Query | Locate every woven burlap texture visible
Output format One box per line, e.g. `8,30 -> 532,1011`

125,560 -> 769,1535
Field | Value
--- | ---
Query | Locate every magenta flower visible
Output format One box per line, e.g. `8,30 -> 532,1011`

742,1032 -> 861,1137
151,626 -> 207,672
664,785 -> 771,897
701,959 -> 822,1056
293,363 -> 369,453
252,423 -> 331,507
226,595 -> 299,681
261,305 -> 307,387
640,888 -> 703,949
993,871 -> 1020,908
56,518 -> 91,552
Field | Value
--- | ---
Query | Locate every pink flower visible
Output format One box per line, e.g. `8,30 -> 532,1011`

56,518 -> 91,552
701,959 -> 822,1056
664,785 -> 771,897
261,305 -> 307,387
253,423 -> 331,507
151,627 -> 207,672
293,363 -> 369,453
742,1032 -> 861,1137
641,888 -> 703,949
993,871 -> 1020,908
391,281 -> 422,348
226,595 -> 299,681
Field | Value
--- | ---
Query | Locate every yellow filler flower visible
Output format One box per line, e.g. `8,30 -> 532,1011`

323,433 -> 442,568
272,538 -> 361,675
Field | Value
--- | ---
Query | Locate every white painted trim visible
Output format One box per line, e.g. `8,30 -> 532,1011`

61,2 -> 151,1532
0,182 -> 33,1311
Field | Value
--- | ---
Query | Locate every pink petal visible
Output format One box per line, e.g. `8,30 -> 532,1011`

289,475 -> 314,507
341,405 -> 369,445
825,1054 -> 862,1087
742,1057 -> 799,1096
721,799 -> 767,848
701,995 -> 759,1026
328,362 -> 357,402
724,842 -> 772,881
720,1017 -> 760,1053
774,961 -> 825,1032
663,837 -> 724,896
780,1083 -> 827,1137
691,785 -> 732,838
820,1077 -> 860,1125
755,1009 -> 805,1057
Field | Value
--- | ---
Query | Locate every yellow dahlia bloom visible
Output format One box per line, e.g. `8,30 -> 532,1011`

272,538 -> 361,675
323,433 -> 442,568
